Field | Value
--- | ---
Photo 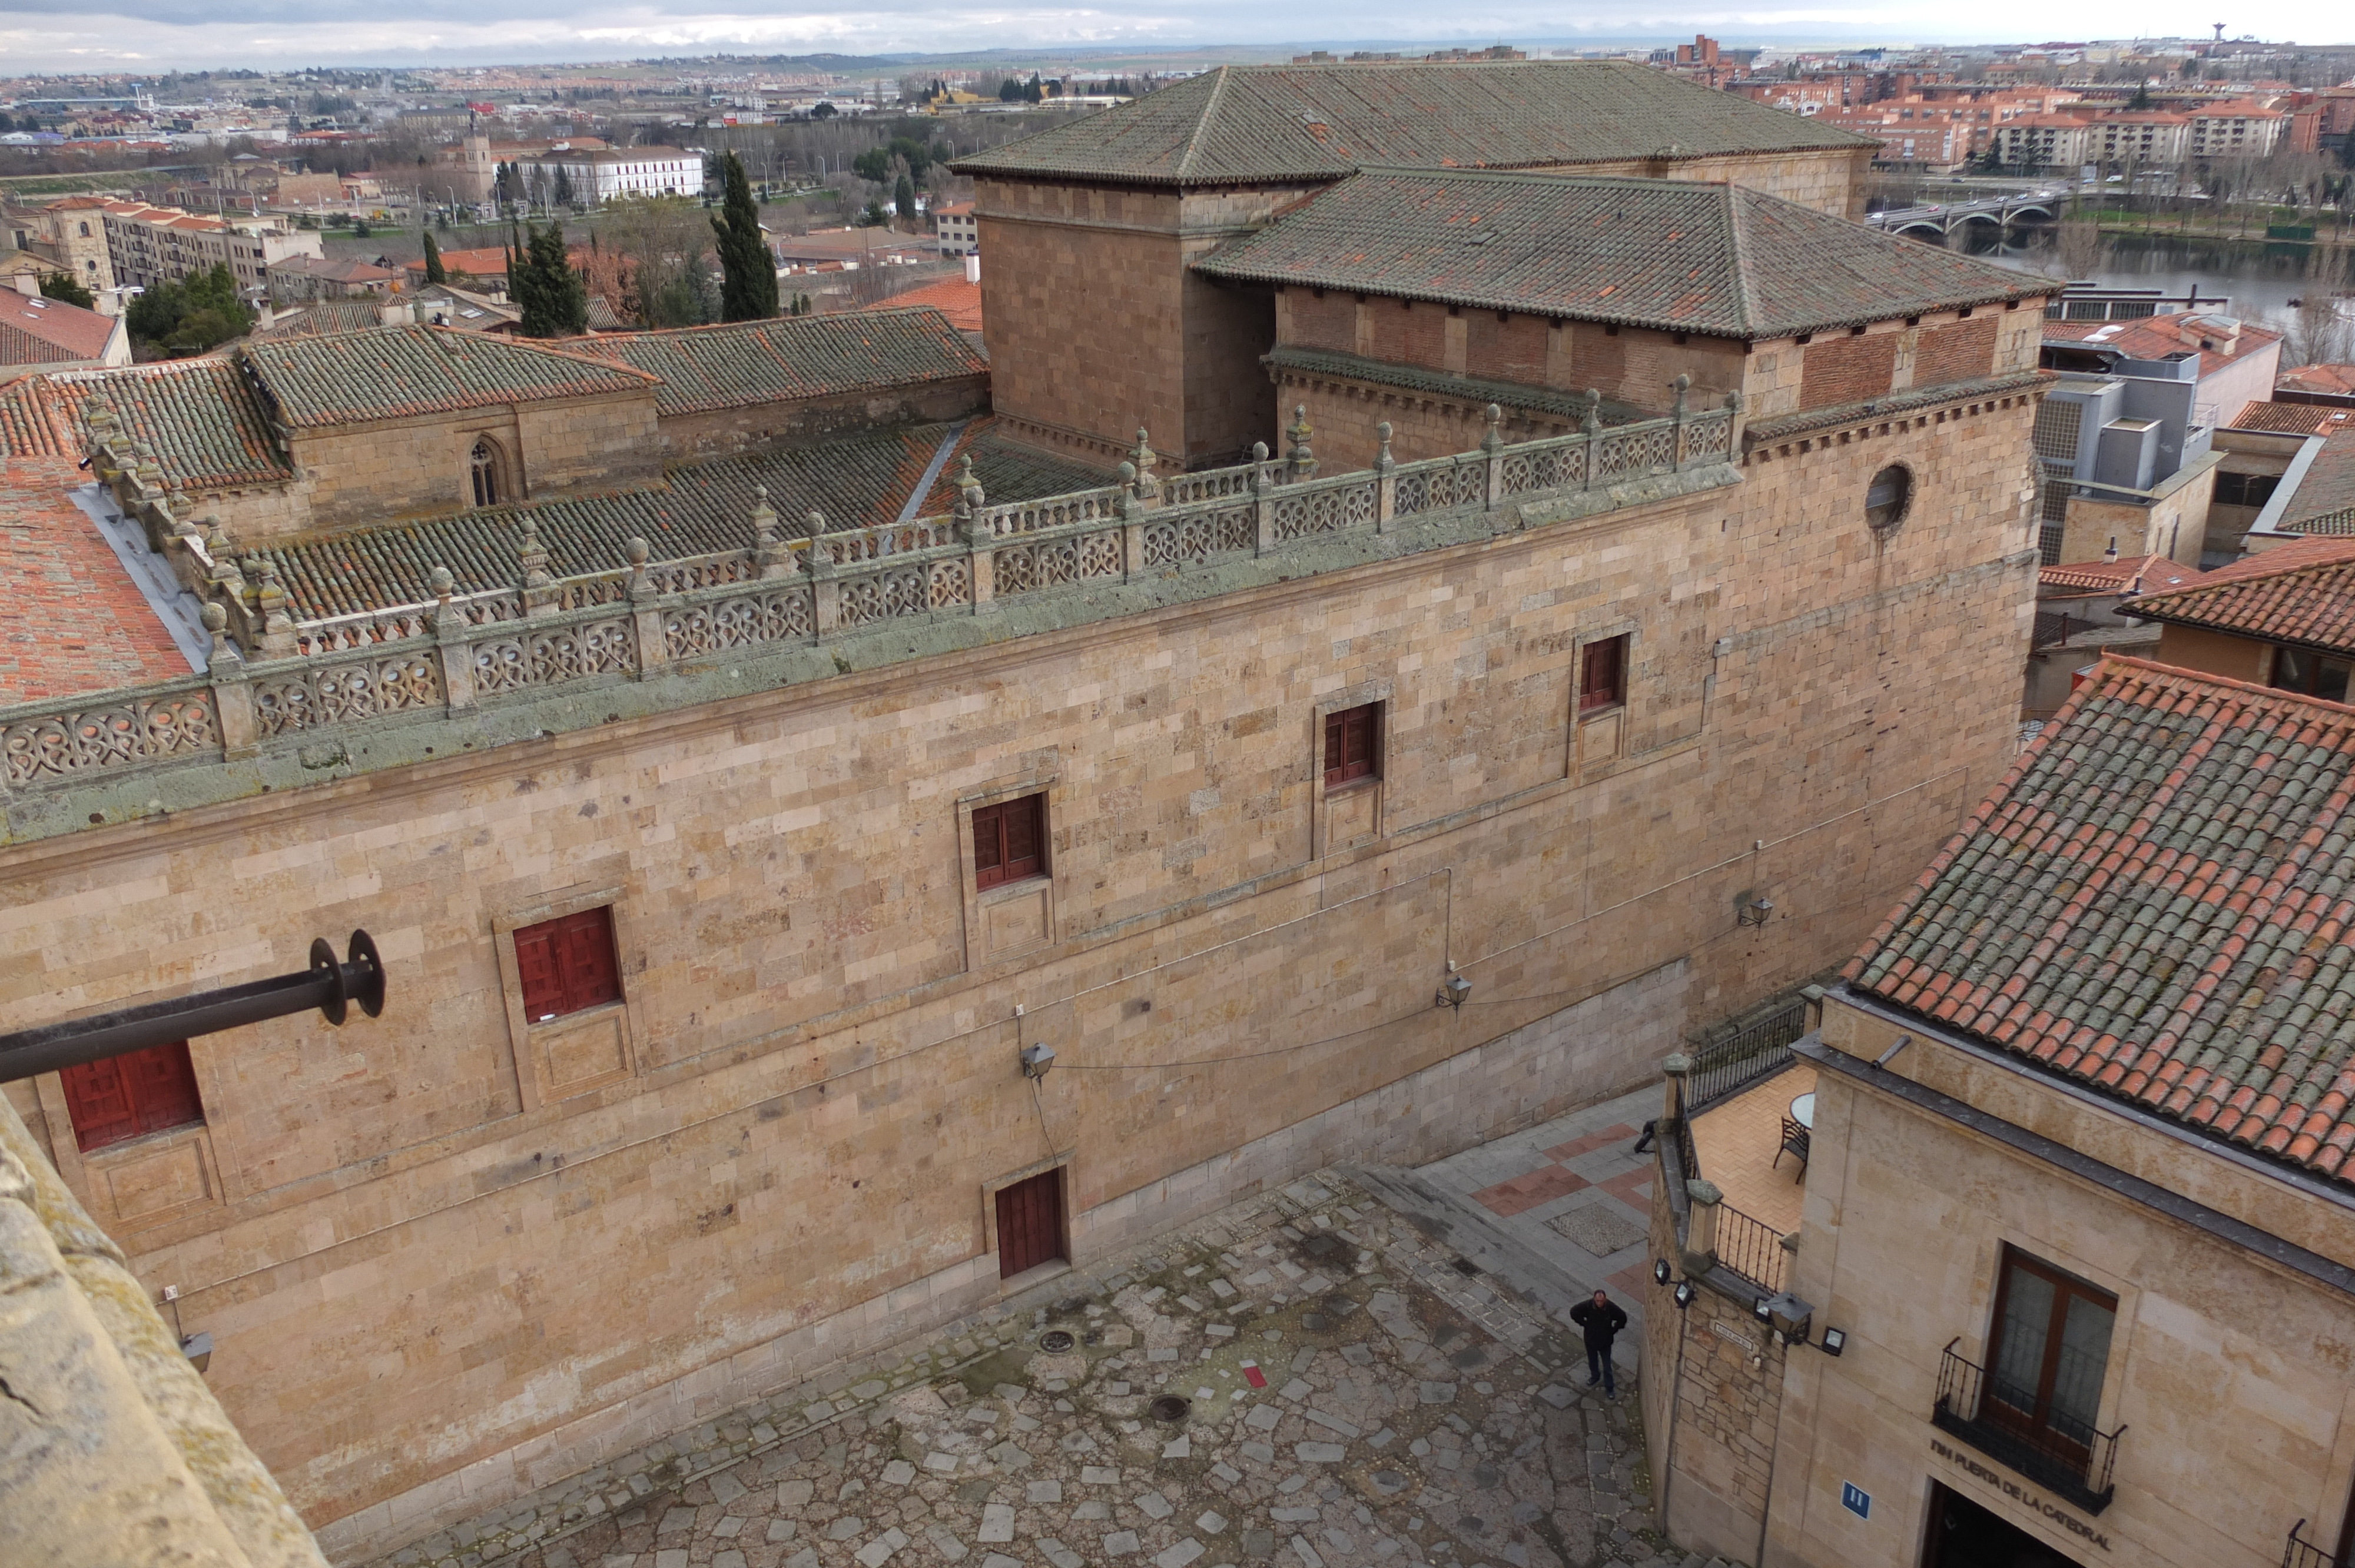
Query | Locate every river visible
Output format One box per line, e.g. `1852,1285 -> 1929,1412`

1951,228 -> 2355,344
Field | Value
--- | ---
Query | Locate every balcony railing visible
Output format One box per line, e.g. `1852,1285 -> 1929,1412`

2286,1521 -> 2348,1568
1713,1202 -> 1789,1295
1932,1340 -> 2122,1515
1687,997 -> 1808,1112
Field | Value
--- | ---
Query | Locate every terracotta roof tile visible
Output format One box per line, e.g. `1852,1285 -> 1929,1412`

860,279 -> 982,334
558,309 -> 985,417
46,358 -> 291,490
0,456 -> 191,702
2122,534 -> 2355,650
0,377 -> 73,459
1845,657 -> 2355,1186
244,325 -> 658,428
252,419 -> 1103,620
957,61 -> 1872,187
254,299 -> 390,338
1192,169 -> 2047,338
2278,364 -> 2355,398
2043,311 -> 2283,381
2230,400 -> 2355,436
2039,554 -> 2206,594
2273,436 -> 2355,536
0,291 -> 115,363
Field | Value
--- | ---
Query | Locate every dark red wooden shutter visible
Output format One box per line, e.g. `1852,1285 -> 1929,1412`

1581,637 -> 1626,714
1325,704 -> 1377,787
516,921 -> 565,1020
995,1169 -> 1066,1278
555,909 -> 622,1012
975,796 -> 1044,889
60,1055 -> 138,1152
61,1041 -> 201,1154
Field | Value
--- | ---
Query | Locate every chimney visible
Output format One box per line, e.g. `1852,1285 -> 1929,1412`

10,273 -> 36,297
257,298 -> 276,328
964,251 -> 980,286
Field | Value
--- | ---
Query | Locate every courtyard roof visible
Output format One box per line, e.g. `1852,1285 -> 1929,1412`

1192,169 -> 2048,338
45,358 -> 291,490
558,309 -> 986,417
954,62 -> 1872,188
1846,657 -> 2355,1183
243,325 -> 659,428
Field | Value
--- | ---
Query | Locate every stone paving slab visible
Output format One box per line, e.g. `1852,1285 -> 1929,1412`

389,1163 -> 1699,1568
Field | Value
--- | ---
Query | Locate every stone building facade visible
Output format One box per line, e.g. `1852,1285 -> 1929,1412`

957,62 -> 1875,470
0,347 -> 2043,1560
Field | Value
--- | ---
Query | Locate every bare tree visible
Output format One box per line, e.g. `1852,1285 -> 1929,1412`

2286,290 -> 2355,370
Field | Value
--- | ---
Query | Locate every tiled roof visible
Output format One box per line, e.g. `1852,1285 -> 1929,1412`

2280,364 -> 2355,397
47,358 -> 291,491
255,299 -> 389,338
2121,534 -> 2355,650
253,419 -> 1104,619
1193,169 -> 2047,338
956,62 -> 1873,186
0,377 -> 73,458
2043,311 -> 2283,381
558,310 -> 987,417
2276,436 -> 2355,536
243,326 -> 659,428
1845,657 -> 2355,1184
2039,554 -> 2206,594
861,278 -> 982,334
2230,400 -> 2355,436
0,456 -> 192,702
402,247 -> 512,279
0,291 -> 114,363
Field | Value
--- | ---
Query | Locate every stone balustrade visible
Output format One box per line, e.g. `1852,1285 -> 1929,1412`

9,397 -> 1737,808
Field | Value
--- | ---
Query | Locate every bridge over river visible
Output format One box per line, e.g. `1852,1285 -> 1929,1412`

1866,188 -> 2071,241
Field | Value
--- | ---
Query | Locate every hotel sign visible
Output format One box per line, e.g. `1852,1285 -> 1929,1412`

1929,1437 -> 2111,1550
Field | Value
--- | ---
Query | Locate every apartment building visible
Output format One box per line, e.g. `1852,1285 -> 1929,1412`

2187,98 -> 2291,158
932,198 -> 978,255
72,199 -> 324,295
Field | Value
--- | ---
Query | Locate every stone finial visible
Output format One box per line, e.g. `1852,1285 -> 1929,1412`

1130,425 -> 1158,480
626,537 -> 651,568
1582,388 -> 1603,438
252,558 -> 292,635
749,484 -> 780,552
1671,373 -> 1691,420
199,599 -> 233,656
428,564 -> 455,602
805,509 -> 828,540
1286,404 -> 1317,480
1251,440 -> 1272,494
1481,404 -> 1506,453
1723,387 -> 1743,416
1375,421 -> 1395,475
954,456 -> 986,519
516,514 -> 552,590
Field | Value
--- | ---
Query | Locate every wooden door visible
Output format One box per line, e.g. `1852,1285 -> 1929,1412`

995,1169 -> 1065,1278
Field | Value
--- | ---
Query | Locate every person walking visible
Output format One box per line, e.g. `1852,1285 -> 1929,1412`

1570,1288 -> 1628,1395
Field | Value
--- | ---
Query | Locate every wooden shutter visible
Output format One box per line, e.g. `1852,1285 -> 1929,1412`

1580,636 -> 1626,715
994,1169 -> 1066,1278
974,795 -> 1045,890
1324,703 -> 1378,788
61,1041 -> 201,1154
514,907 -> 622,1021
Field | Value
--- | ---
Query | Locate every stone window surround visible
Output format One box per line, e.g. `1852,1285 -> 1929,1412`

980,1149 -> 1076,1288
1311,679 -> 1392,859
490,882 -> 648,1111
34,1064 -> 225,1236
1575,620 -> 1640,775
465,428 -> 520,511
956,758 -> 1064,972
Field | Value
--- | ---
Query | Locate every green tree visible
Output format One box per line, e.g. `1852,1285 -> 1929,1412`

422,231 -> 447,285
852,147 -> 892,181
2128,81 -> 2155,109
353,216 -> 370,238
509,221 -> 588,337
553,164 -> 576,207
124,263 -> 253,357
894,174 -> 917,221
39,271 -> 95,308
810,101 -> 837,119
711,151 -> 777,322
861,200 -> 888,227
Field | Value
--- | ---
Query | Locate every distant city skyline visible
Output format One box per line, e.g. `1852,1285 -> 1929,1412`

0,7 -> 2345,77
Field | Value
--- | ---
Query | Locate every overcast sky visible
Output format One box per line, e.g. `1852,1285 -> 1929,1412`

0,2 -> 2343,76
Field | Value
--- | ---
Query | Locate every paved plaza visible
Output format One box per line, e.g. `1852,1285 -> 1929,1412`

395,1093 -> 1734,1568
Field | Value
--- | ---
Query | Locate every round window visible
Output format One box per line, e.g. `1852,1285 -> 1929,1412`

1865,464 -> 1912,533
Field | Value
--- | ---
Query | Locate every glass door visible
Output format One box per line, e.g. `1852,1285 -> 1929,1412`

1985,1249 -> 2116,1464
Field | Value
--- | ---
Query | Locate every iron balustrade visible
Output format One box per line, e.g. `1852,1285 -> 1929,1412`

2284,1520 -> 2346,1568
1932,1339 -> 2122,1515
1713,1202 -> 1789,1295
1686,998 -> 1809,1112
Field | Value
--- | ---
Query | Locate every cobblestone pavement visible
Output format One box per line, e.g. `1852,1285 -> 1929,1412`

418,1167 -> 1691,1568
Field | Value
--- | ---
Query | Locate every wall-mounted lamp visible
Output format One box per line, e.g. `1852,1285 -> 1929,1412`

1819,1327 -> 1847,1357
1753,1294 -> 1774,1323
1019,1042 -> 1056,1080
181,1330 -> 214,1374
1738,897 -> 1774,928
1653,1258 -> 1673,1286
1672,1281 -> 1696,1310
1435,975 -> 1472,1009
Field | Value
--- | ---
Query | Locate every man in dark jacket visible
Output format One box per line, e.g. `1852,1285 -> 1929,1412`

1569,1289 -> 1629,1394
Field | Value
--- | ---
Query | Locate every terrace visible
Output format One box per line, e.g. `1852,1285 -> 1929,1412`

1660,995 -> 1815,1298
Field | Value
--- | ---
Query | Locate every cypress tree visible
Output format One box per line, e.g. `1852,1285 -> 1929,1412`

894,173 -> 916,221
515,220 -> 587,337
712,151 -> 778,322
422,230 -> 447,285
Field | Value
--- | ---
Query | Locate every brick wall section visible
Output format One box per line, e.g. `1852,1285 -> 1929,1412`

1913,317 -> 2001,388
653,375 -> 990,461
0,384 -> 2041,1557
1799,333 -> 1900,410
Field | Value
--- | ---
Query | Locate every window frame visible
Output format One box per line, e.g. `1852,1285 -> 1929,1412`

971,791 -> 1049,892
1983,1246 -> 2118,1465
1322,701 -> 1381,790
1579,633 -> 1629,717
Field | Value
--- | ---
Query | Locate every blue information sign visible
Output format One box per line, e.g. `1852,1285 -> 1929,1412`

1840,1481 -> 1872,1520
